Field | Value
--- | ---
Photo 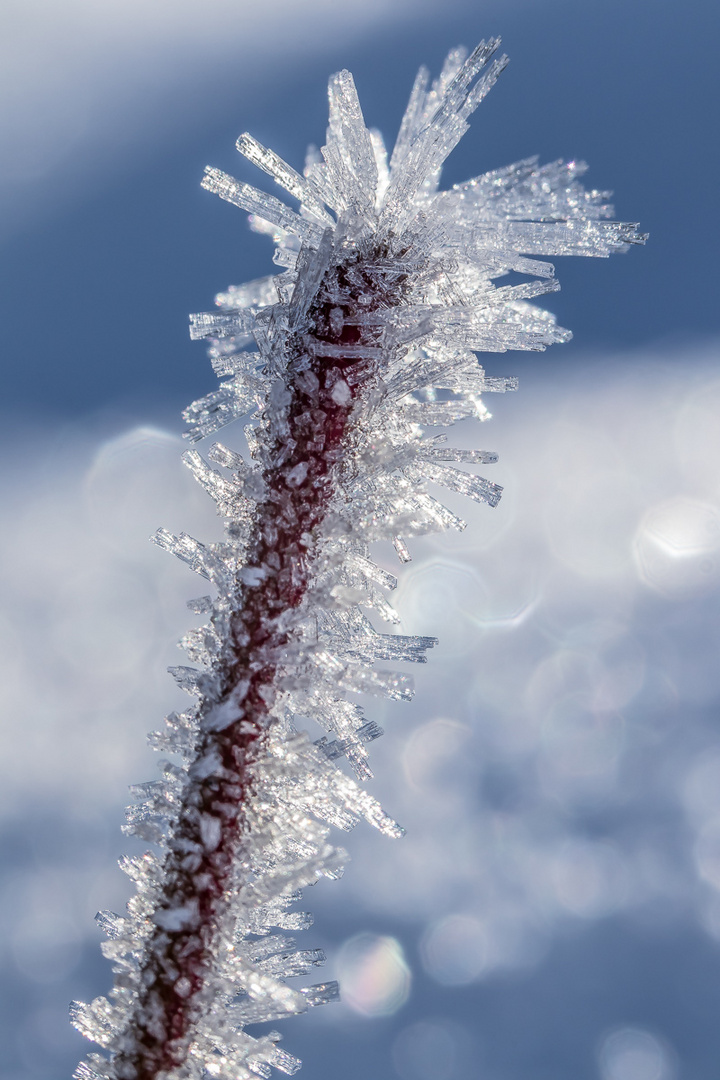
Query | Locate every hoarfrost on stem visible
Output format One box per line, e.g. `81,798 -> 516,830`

72,39 -> 645,1080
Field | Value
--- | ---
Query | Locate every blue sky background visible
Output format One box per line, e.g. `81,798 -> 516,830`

1,1 -> 720,1078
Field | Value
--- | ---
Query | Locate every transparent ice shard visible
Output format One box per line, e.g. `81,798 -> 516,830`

400,397 -> 490,425
189,310 -> 257,341
388,64 -> 430,175
215,276 -> 280,312
182,450 -> 253,519
419,443 -> 498,464
235,133 -> 335,226
393,536 -> 412,563
325,69 -> 378,216
201,168 -> 324,244
151,527 -> 230,584
411,459 -> 503,508
182,376 -> 265,442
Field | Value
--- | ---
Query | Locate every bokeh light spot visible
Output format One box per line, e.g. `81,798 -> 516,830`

634,497 -> 720,598
550,840 -> 627,918
540,697 -> 624,782
392,1019 -> 464,1080
598,1027 -> 674,1080
401,719 -> 472,796
395,559 -> 487,655
420,914 -> 488,985
337,933 -> 411,1017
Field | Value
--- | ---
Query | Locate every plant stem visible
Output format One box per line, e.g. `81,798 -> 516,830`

116,264 -> 384,1077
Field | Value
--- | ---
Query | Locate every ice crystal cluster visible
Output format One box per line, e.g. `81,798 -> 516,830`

72,39 -> 645,1080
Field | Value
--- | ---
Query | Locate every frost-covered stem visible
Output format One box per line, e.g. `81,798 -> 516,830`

115,266 -> 393,1077
74,39 -> 644,1080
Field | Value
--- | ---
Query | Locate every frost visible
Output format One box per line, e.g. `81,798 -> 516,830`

74,38 -> 643,1080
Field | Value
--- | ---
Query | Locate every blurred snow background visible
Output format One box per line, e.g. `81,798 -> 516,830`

1,0 -> 719,1078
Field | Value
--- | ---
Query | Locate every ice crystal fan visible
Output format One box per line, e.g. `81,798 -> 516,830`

72,39 -> 645,1080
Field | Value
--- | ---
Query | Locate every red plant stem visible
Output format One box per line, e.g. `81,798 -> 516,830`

114,285 -> 375,1078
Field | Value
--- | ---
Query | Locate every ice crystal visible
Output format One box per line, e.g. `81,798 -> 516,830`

73,39 -> 645,1080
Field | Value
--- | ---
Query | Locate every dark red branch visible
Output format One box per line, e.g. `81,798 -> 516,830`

114,262 -> 392,1079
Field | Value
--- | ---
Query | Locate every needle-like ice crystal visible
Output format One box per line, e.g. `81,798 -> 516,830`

72,39 -> 645,1080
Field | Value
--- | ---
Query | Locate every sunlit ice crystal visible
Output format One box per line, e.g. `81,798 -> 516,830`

72,38 -> 645,1080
